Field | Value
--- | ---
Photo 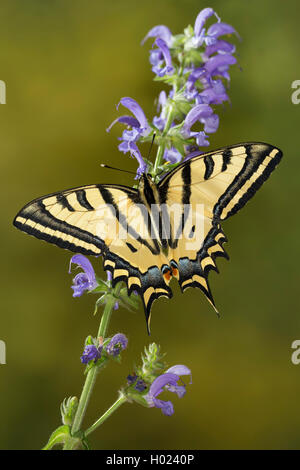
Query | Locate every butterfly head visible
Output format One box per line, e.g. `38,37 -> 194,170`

137,173 -> 158,205
138,173 -> 155,190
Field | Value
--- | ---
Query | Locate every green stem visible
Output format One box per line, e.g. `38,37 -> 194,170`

153,104 -> 175,177
85,394 -> 127,437
63,295 -> 116,449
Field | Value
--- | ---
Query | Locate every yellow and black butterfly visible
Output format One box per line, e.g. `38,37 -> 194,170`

13,142 -> 282,331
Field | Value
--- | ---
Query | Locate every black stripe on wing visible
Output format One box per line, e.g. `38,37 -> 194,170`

177,224 -> 228,313
214,143 -> 283,220
13,200 -> 104,256
13,183 -> 139,256
171,160 -> 192,248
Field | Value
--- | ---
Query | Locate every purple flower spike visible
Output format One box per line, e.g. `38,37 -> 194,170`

81,345 -> 102,364
152,38 -> 174,77
69,254 -> 98,297
145,366 -> 191,416
142,25 -> 172,46
106,333 -> 128,356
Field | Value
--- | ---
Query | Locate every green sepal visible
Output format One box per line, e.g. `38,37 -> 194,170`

154,73 -> 179,87
171,33 -> 186,49
172,93 -> 193,117
183,24 -> 194,38
184,49 -> 203,67
92,280 -> 140,316
42,425 -> 72,450
136,343 -> 166,380
125,391 -> 149,407
91,277 -> 110,293
83,355 -> 109,375
60,396 -> 79,426
71,430 -> 90,450
85,335 -> 94,346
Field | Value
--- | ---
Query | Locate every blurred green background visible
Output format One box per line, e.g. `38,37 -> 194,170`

1,0 -> 300,450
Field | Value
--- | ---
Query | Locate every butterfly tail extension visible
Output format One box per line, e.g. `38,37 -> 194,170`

104,254 -> 172,334
177,225 -> 228,316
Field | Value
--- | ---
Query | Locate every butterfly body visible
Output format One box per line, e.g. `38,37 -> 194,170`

13,142 -> 282,332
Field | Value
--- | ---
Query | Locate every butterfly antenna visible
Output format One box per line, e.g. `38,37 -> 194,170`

147,133 -> 156,160
100,164 -> 136,175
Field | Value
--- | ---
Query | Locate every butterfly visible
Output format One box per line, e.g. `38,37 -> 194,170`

13,142 -> 282,332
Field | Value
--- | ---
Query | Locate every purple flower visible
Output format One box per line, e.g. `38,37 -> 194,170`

206,22 -> 239,43
106,333 -> 128,356
163,147 -> 182,164
153,90 -> 167,131
135,379 -> 147,392
142,25 -> 172,47
185,68 -> 206,101
203,39 -> 236,60
107,97 -> 150,178
204,53 -> 237,81
69,254 -> 98,297
165,365 -> 192,383
145,365 -> 191,416
81,345 -> 102,364
182,104 -> 219,147
127,374 -> 138,385
194,8 -> 220,46
197,79 -> 229,105
151,38 -> 174,77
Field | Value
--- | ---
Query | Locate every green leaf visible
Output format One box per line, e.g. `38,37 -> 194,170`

42,425 -> 71,450
93,294 -> 108,315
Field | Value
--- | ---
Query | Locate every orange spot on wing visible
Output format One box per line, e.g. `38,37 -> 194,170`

171,267 -> 179,279
163,270 -> 172,282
